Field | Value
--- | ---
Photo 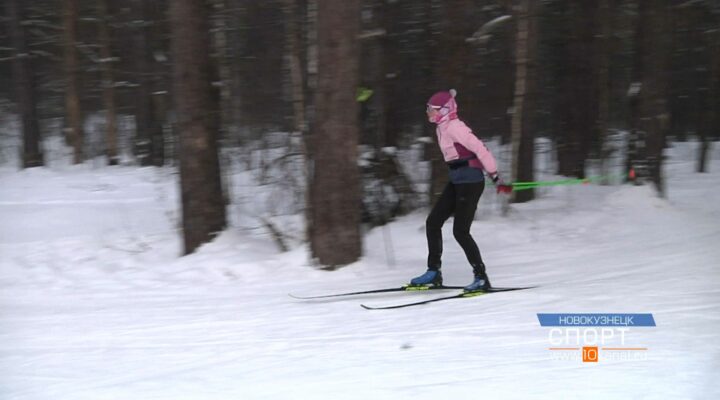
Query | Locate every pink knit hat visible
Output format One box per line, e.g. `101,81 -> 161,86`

427,89 -> 458,124
427,89 -> 457,107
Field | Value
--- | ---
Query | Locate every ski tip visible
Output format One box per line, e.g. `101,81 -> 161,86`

288,293 -> 315,300
486,286 -> 538,292
360,304 -> 390,310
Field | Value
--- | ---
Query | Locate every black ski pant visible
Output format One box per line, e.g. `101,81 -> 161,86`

426,181 -> 486,277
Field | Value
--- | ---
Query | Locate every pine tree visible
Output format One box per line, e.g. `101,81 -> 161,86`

308,0 -> 362,268
62,0 -> 84,164
170,0 -> 227,254
6,0 -> 44,168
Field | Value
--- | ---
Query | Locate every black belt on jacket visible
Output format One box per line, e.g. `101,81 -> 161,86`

447,159 -> 470,170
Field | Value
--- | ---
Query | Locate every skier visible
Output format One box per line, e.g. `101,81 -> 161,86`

410,89 -> 512,292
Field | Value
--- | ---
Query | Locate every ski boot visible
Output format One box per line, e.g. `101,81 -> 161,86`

463,274 -> 491,293
408,269 -> 443,288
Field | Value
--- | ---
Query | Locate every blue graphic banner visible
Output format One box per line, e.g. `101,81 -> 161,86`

537,313 -> 656,327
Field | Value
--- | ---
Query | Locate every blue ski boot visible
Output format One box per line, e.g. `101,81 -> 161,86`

463,274 -> 491,292
409,269 -> 443,287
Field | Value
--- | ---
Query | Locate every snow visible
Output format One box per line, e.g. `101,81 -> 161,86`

1,142 -> 719,399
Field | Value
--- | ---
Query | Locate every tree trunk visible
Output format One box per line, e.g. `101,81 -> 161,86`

381,0 -> 401,149
284,0 -> 307,135
696,2 -> 718,173
308,0 -> 362,268
626,2 -> 644,185
131,0 -> 150,165
211,0 -> 232,139
7,0 -> 44,168
170,0 -> 227,255
131,0 -> 163,166
222,0 -> 244,141
360,0 -> 387,150
511,0 -> 538,204
556,1 -> 596,178
596,0 -> 612,184
97,0 -> 119,165
63,0 -> 84,164
638,1 -> 670,197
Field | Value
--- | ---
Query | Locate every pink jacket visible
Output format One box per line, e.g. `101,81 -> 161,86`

436,118 -> 498,175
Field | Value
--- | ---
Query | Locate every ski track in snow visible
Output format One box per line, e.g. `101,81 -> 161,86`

1,143 -> 720,399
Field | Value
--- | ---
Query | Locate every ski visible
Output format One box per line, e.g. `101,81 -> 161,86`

360,286 -> 536,310
289,285 -> 464,300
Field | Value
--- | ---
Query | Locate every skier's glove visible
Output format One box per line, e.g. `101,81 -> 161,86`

490,173 -> 513,194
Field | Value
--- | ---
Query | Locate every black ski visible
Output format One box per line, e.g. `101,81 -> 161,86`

289,285 -> 464,300
361,286 -> 536,310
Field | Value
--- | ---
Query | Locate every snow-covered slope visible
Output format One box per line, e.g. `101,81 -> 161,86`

1,142 -> 719,399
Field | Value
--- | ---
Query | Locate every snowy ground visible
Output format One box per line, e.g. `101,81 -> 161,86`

1,142 -> 719,399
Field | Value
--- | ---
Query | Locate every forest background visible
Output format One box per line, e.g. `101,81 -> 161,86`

2,0 -> 718,267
